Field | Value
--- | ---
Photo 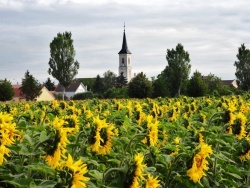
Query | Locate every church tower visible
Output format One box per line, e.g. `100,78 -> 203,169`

118,25 -> 132,82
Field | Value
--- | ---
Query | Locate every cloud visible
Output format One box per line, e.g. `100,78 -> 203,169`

0,0 -> 250,84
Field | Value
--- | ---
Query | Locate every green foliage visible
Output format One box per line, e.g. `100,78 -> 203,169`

72,91 -> 94,100
43,78 -> 55,91
234,44 -> 250,90
128,72 -> 152,98
204,73 -> 223,95
0,79 -> 14,101
116,72 -> 128,88
78,78 -> 95,91
163,43 -> 191,97
216,86 -> 234,96
20,70 -> 42,101
187,70 -> 208,97
56,93 -> 68,100
104,87 -> 128,99
103,70 -> 117,90
93,75 -> 105,94
0,95 -> 250,187
48,31 -> 79,100
152,74 -> 169,98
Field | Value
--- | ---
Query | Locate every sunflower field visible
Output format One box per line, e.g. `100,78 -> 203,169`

0,94 -> 249,188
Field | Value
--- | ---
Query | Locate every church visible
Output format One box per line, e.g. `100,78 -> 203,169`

73,26 -> 133,94
118,26 -> 132,82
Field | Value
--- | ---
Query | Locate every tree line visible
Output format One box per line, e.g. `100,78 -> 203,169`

0,32 -> 249,101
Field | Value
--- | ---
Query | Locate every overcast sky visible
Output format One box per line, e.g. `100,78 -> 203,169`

1,0 -> 250,84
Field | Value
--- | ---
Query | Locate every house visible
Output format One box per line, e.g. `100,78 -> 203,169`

54,81 -> 87,99
36,86 -> 55,101
12,85 -> 55,102
12,84 -> 26,102
222,80 -> 238,88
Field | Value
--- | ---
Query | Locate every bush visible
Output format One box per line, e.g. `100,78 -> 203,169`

104,87 -> 128,99
72,92 -> 94,100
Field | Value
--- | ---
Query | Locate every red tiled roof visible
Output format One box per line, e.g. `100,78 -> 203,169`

12,85 -> 25,98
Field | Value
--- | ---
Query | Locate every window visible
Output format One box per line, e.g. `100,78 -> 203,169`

128,58 -> 130,64
122,58 -> 124,64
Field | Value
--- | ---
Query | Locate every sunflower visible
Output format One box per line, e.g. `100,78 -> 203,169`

158,129 -> 168,147
135,109 -> 146,125
129,153 -> 147,188
151,102 -> 163,119
90,116 -> 118,155
44,117 -> 73,168
130,177 -> 140,188
198,133 -> 204,145
239,149 -> 250,161
198,113 -> 206,123
187,143 -> 213,183
170,148 -> 179,156
174,137 -> 180,145
64,114 -> 80,133
231,112 -> 247,140
134,153 -> 146,179
25,103 -> 30,111
51,100 -> 59,109
60,154 -> 89,188
168,107 -> 178,122
0,112 -> 18,165
145,174 -> 160,188
146,116 -> 159,147
223,110 -> 235,126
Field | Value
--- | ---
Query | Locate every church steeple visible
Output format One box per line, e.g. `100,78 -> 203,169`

118,23 -> 131,54
118,24 -> 132,82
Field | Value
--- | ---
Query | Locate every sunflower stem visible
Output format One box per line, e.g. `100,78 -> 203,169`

75,130 -> 85,145
102,167 -> 125,185
213,121 -> 227,176
72,130 -> 86,158
208,112 -> 224,127
120,133 -> 146,167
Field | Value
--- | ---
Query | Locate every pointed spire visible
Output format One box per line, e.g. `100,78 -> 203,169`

118,23 -> 131,54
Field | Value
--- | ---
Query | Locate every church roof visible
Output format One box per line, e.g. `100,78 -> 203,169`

118,29 -> 132,54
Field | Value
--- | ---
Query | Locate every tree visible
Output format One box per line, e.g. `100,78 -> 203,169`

128,72 -> 152,98
93,75 -> 105,94
203,73 -> 223,95
0,79 -> 14,101
163,43 -> 191,97
103,70 -> 117,90
187,70 -> 208,97
20,70 -> 42,101
116,72 -> 128,88
104,87 -> 128,99
44,77 -> 55,91
234,44 -> 250,90
152,74 -> 169,98
48,31 -> 79,100
78,78 -> 95,91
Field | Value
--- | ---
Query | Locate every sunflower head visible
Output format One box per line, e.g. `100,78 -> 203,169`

59,154 -> 89,188
145,174 -> 160,188
64,114 -> 80,132
223,110 -> 235,124
44,129 -> 61,156
231,113 -> 247,139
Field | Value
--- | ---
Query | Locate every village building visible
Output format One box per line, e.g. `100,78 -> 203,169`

54,81 -> 88,99
118,25 -> 132,82
221,79 -> 238,88
12,85 -> 55,102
